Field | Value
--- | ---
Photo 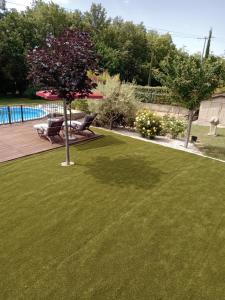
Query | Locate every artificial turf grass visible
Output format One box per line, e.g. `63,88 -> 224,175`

1,129 -> 225,299
191,124 -> 225,161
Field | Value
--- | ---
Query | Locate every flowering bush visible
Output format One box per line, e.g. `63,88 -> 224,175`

135,110 -> 162,139
161,115 -> 186,139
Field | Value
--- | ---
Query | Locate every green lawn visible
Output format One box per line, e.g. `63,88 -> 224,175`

0,96 -> 52,106
192,124 -> 225,161
1,129 -> 225,299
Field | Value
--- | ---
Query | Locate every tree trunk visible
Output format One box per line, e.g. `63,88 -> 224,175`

109,118 -> 113,130
184,109 -> 194,148
63,98 -> 70,164
148,52 -> 154,86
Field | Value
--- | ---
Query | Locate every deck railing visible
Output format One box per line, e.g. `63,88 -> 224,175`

0,102 -> 64,125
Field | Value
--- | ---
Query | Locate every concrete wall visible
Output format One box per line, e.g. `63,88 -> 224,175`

140,103 -> 188,117
198,96 -> 225,125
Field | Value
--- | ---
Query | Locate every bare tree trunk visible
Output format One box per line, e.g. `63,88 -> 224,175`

63,98 -> 70,164
109,118 -> 113,130
148,52 -> 154,86
184,109 -> 194,148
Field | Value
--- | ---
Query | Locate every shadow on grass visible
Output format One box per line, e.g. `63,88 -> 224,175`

76,135 -> 126,151
84,155 -> 163,189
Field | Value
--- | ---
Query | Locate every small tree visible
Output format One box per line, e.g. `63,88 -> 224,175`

155,52 -> 224,147
27,28 -> 98,100
27,28 -> 99,164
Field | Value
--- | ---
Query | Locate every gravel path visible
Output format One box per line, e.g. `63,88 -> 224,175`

110,128 -> 202,155
94,127 -> 225,163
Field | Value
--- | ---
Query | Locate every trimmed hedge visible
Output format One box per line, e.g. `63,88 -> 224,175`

134,85 -> 172,104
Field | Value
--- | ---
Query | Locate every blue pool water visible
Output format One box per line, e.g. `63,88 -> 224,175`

0,106 -> 47,124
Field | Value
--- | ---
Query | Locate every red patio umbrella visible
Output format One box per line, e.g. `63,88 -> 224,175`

36,90 -> 103,100
36,90 -> 103,166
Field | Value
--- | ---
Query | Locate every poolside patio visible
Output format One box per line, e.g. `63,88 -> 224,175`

0,120 -> 101,163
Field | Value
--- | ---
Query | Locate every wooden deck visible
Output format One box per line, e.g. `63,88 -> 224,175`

0,120 -> 101,163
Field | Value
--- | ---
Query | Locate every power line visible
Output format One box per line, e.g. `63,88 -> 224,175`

147,26 -> 225,45
6,0 -> 28,7
147,26 -> 204,39
2,1 -> 225,46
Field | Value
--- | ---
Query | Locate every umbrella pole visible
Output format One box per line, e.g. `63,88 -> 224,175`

61,98 -> 74,166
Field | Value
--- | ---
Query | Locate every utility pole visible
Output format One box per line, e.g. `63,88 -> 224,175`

198,29 -> 214,62
205,28 -> 213,59
197,36 -> 207,62
0,0 -> 6,10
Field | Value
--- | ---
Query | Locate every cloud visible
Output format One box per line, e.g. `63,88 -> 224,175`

123,0 -> 130,3
56,0 -> 71,5
5,0 -> 70,11
6,0 -> 31,10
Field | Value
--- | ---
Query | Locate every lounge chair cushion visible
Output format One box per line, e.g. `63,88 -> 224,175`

63,120 -> 82,127
34,118 -> 64,135
33,123 -> 48,133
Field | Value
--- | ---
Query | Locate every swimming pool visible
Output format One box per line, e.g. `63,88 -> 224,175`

0,106 -> 48,124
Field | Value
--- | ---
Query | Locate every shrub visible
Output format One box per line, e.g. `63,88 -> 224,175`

135,110 -> 162,139
161,115 -> 186,139
23,86 -> 40,99
134,85 -> 172,104
71,99 -> 90,113
94,74 -> 138,129
87,99 -> 102,115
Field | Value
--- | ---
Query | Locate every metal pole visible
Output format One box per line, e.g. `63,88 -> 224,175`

201,37 -> 207,63
7,106 -> 11,124
61,98 -> 74,166
20,105 -> 24,122
69,102 -> 72,138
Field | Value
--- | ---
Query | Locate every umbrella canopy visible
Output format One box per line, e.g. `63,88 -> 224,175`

36,90 -> 103,100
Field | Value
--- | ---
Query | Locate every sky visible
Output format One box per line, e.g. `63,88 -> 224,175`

5,0 -> 225,56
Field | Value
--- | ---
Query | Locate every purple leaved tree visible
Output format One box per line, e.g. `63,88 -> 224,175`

27,29 -> 99,166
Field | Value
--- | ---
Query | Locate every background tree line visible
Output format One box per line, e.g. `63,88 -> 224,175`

0,0 -> 178,95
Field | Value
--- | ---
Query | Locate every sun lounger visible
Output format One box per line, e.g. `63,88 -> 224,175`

33,118 -> 64,143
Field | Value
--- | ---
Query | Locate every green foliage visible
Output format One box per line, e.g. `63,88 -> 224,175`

135,109 -> 162,138
144,32 -> 176,86
108,21 -> 149,84
94,74 -> 138,129
161,115 -> 186,138
0,1 -> 179,95
0,11 -> 29,94
155,51 -> 225,147
83,3 -> 110,32
155,52 -> 225,110
71,99 -> 90,113
1,1 -> 224,96
23,85 -> 40,99
27,0 -> 71,42
134,85 -> 171,104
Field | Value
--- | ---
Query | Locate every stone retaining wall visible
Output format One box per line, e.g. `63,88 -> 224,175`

140,103 -> 188,117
